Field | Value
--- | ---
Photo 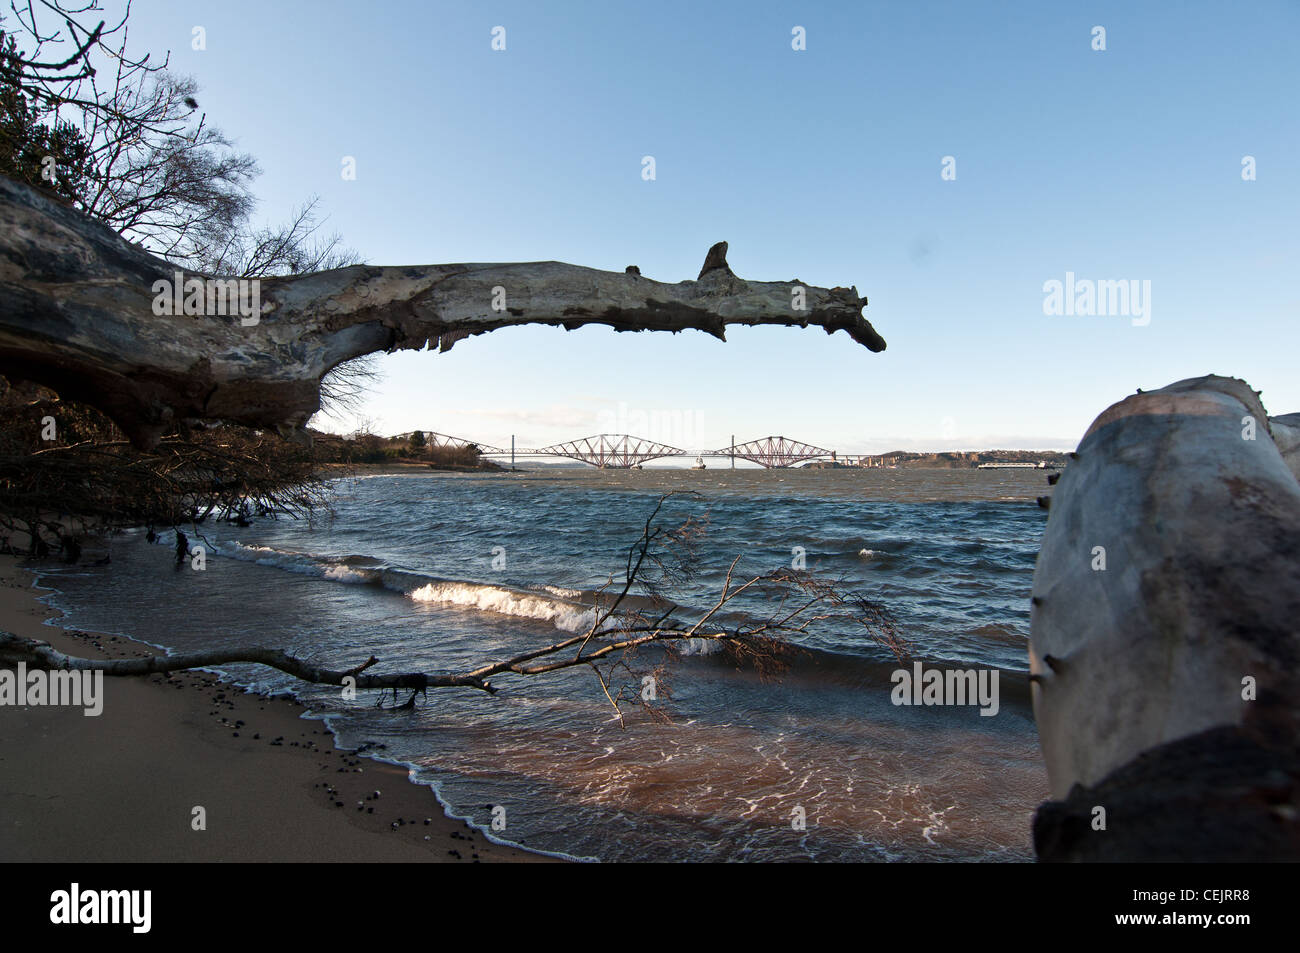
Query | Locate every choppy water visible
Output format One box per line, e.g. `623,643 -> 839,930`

36,467 -> 1054,861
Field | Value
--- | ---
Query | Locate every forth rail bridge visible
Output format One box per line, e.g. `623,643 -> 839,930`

399,432 -> 874,469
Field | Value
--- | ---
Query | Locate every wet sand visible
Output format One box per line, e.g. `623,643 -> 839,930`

0,556 -> 557,862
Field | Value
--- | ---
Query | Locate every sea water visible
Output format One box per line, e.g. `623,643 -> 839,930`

35,467 -> 1052,861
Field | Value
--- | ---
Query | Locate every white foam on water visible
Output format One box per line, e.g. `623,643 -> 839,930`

409,581 -> 598,633
321,563 -> 371,583
540,584 -> 584,600
212,541 -> 610,636
215,542 -> 375,584
674,637 -> 726,656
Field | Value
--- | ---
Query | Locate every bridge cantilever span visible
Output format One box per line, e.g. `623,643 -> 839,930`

423,431 -> 843,468
709,435 -> 834,468
533,434 -> 685,468
402,431 -> 506,454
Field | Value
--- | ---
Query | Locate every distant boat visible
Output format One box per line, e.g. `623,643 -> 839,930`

691,456 -> 707,470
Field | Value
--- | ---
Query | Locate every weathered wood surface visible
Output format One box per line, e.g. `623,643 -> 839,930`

1270,412 -> 1300,481
0,179 -> 884,448
1030,375 -> 1300,860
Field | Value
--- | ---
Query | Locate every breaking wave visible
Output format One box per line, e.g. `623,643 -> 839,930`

409,580 -> 599,633
212,541 -> 601,633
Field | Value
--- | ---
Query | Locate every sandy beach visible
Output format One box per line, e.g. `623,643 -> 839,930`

0,555 -> 556,863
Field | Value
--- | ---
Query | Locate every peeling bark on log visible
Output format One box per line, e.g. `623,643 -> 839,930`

0,176 -> 884,448
1030,374 -> 1300,860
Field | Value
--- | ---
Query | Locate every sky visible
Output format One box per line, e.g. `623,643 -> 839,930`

101,1 -> 1300,454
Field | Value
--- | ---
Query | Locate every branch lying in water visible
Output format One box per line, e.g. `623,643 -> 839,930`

0,496 -> 909,723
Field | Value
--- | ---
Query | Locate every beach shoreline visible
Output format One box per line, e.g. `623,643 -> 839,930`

0,554 -> 558,863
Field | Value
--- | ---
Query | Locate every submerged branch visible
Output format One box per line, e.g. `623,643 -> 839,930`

0,495 -> 909,721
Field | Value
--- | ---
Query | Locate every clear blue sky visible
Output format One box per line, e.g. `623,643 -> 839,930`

124,1 -> 1297,453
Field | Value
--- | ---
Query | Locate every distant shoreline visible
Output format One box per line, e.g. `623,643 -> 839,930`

316,460 -> 509,477
320,453 -> 1071,475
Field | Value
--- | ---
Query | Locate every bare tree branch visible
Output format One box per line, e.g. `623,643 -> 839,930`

0,178 -> 884,449
0,496 -> 911,722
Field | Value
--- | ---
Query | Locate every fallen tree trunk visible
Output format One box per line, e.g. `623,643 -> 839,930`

1030,374 -> 1300,860
0,176 -> 884,448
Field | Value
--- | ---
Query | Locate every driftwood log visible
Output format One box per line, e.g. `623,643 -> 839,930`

1030,375 -> 1300,860
0,177 -> 884,448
